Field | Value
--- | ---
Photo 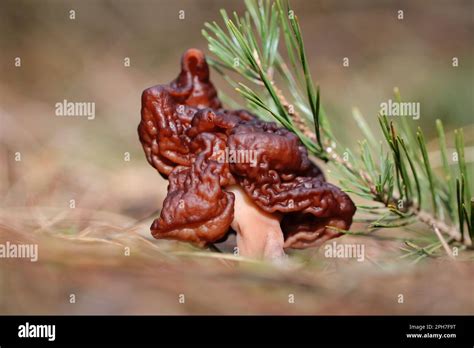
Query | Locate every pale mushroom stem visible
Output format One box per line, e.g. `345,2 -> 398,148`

227,185 -> 286,260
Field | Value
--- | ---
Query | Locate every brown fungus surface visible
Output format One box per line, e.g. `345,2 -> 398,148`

138,48 -> 356,258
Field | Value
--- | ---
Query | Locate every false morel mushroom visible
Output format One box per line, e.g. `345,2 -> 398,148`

138,48 -> 356,260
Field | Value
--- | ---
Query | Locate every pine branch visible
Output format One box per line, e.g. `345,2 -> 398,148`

202,0 -> 473,253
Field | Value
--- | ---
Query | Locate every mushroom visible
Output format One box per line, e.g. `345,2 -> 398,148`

138,48 -> 356,260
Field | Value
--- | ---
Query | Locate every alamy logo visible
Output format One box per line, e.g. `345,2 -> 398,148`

216,148 -> 258,167
18,322 -> 56,341
55,99 -> 95,120
380,99 -> 420,120
324,241 -> 365,262
0,241 -> 38,262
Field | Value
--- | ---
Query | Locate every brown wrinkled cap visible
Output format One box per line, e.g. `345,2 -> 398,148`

138,48 -> 356,248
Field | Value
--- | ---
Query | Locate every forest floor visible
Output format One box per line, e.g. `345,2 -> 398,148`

1,203 -> 473,314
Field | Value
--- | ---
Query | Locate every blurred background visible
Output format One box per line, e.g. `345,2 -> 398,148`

0,0 -> 472,314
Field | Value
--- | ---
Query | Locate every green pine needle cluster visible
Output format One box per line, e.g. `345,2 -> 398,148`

202,0 -> 473,259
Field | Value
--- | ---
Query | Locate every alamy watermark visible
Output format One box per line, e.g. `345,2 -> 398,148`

0,241 -> 38,262
216,148 -> 258,167
55,99 -> 95,120
18,322 -> 55,341
324,241 -> 365,262
380,99 -> 420,120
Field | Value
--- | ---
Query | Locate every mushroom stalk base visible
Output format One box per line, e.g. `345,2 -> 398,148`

227,185 -> 286,260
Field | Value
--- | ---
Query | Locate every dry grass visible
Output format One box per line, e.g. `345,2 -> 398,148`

1,204 -> 473,315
